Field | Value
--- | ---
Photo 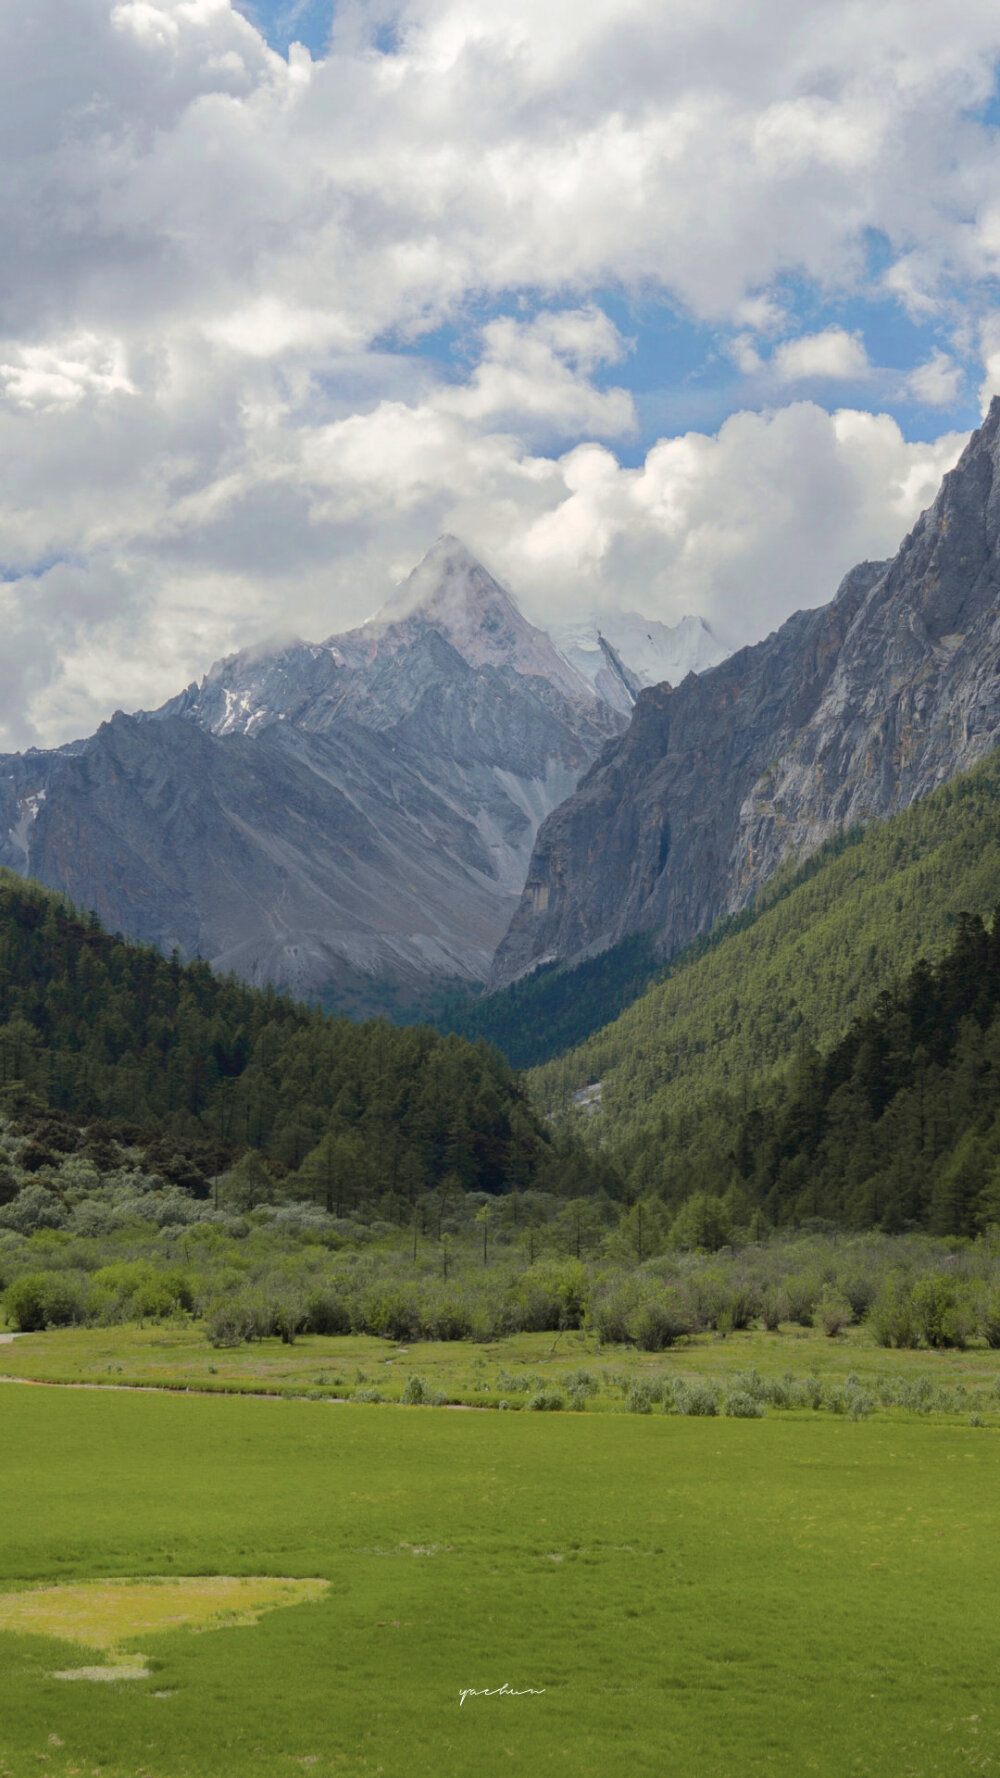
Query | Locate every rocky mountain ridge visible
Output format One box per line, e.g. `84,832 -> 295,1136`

492,399 -> 1000,988
0,540 -> 627,1006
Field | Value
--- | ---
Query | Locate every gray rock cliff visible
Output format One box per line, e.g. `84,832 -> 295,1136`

492,399 -> 1000,987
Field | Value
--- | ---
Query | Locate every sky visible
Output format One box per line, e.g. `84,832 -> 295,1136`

3,0 -> 1000,750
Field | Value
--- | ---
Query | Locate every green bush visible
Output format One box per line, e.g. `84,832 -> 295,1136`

815,1291 -> 852,1338
304,1287 -> 351,1335
0,1183 -> 67,1234
760,1288 -> 784,1331
910,1275 -> 966,1349
627,1290 -> 693,1351
625,1379 -> 663,1414
204,1299 -> 256,1347
559,1368 -> 600,1397
868,1278 -> 917,1348
3,1269 -> 85,1331
782,1273 -> 819,1327
982,1287 -> 1000,1349
725,1391 -> 764,1418
674,1382 -> 718,1417
526,1389 -> 565,1411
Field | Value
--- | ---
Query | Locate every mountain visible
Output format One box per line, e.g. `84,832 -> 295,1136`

553,612 -> 729,714
0,539 -> 622,1008
492,399 -> 1000,988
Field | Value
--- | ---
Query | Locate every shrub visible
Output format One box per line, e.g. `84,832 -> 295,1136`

401,1375 -> 427,1405
526,1389 -> 565,1411
760,1288 -> 784,1332
625,1379 -> 663,1414
353,1387 -> 383,1404
725,1391 -> 764,1419
782,1273 -> 819,1327
204,1300 -> 255,1347
725,1280 -> 761,1331
839,1271 -> 877,1322
628,1291 -> 693,1351
589,1285 -> 633,1345
419,1296 -> 474,1341
304,1287 -> 352,1336
980,1286 -> 1000,1350
495,1369 -> 542,1395
357,1287 -> 419,1342
3,1270 -> 85,1331
559,1368 -> 600,1397
815,1291 -> 852,1338
675,1382 -> 718,1417
0,1183 -> 67,1234
910,1275 -> 968,1349
868,1279 -> 917,1348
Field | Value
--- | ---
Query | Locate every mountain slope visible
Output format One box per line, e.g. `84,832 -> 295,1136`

494,399 -> 1000,987
493,557 -> 887,983
528,746 -> 1000,1181
0,540 -> 622,1006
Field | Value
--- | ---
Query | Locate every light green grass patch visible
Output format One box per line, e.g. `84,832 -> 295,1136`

0,1575 -> 328,1680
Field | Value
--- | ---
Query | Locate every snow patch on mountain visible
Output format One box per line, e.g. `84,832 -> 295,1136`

555,611 -> 730,711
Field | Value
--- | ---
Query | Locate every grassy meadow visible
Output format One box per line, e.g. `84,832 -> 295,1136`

2,1331 -> 1000,1776
4,1320 -> 1000,1416
0,1383 -> 997,1777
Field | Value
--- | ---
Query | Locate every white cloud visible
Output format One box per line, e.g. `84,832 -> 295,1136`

727,333 -> 765,375
0,335 -> 137,411
435,309 -> 635,438
0,0 -> 996,750
772,328 -> 870,383
906,349 -> 963,407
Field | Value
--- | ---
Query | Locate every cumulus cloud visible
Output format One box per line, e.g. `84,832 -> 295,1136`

906,349 -> 963,407
0,0 -> 996,747
772,328 -> 870,383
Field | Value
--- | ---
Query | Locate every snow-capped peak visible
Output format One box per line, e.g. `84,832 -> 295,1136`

362,536 -> 592,699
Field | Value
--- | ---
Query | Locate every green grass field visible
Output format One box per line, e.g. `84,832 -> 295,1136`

3,1321 -> 1000,1413
2,1362 -> 1000,1776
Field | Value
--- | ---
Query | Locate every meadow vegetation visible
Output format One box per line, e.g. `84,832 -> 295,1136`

1,1381 -> 998,1777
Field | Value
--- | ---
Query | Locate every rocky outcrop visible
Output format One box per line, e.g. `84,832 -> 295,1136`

493,397 -> 1000,987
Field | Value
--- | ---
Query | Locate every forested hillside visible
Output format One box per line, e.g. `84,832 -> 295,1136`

439,932 -> 665,1067
0,871 -> 575,1209
731,907 -> 1000,1235
532,748 -> 1000,1196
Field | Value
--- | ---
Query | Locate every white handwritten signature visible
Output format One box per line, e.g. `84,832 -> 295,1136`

459,1683 -> 546,1706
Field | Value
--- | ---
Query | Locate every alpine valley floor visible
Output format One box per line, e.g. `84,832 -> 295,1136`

1,1376 -> 999,1777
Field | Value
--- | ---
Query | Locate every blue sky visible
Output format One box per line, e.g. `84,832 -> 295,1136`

2,0 -> 1000,749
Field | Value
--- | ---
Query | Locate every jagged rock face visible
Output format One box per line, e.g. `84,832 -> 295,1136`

730,402 -> 1000,904
0,539 -> 623,1006
492,397 -> 1000,987
491,562 -> 885,983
